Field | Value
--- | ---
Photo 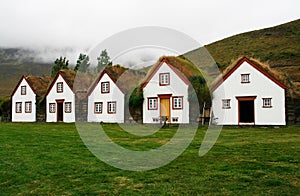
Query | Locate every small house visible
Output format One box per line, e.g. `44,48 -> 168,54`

11,75 -> 51,122
87,69 -> 125,123
211,57 -> 286,125
46,70 -> 76,122
141,57 -> 190,124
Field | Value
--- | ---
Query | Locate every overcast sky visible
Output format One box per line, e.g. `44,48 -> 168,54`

0,0 -> 299,64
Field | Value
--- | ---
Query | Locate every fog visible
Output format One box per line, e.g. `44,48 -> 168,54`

0,0 -> 299,66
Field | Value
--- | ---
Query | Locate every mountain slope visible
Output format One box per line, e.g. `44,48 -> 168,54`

184,19 -> 300,90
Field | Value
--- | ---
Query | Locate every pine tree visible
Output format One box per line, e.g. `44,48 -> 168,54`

51,56 -> 69,77
97,49 -> 112,72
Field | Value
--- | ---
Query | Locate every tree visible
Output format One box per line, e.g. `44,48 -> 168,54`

51,56 -> 69,77
97,49 -> 112,72
74,53 -> 90,72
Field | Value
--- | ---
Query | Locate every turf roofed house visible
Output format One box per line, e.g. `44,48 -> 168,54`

11,75 -> 52,122
46,69 -> 76,123
87,69 -> 125,123
141,57 -> 191,124
212,57 -> 287,125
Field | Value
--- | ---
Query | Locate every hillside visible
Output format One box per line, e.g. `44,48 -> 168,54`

184,19 -> 300,91
0,48 -> 52,97
1,19 -> 299,98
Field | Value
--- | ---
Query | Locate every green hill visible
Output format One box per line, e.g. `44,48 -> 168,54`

184,19 -> 300,90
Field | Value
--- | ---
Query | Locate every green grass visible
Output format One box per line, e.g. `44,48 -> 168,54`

0,123 -> 299,195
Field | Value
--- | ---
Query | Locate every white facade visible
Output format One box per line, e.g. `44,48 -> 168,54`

212,58 -> 286,125
142,60 -> 190,124
11,77 -> 36,122
46,74 -> 75,122
88,71 -> 125,123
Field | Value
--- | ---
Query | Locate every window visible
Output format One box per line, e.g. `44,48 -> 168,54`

222,99 -> 231,109
148,98 -> 158,110
263,98 -> 272,108
57,82 -> 63,93
94,102 -> 103,113
65,102 -> 72,113
16,102 -> 22,113
241,74 -> 250,83
49,103 -> 55,113
108,101 -> 116,114
173,97 -> 183,109
159,73 -> 170,86
25,101 -> 32,113
21,86 -> 26,95
101,82 -> 110,93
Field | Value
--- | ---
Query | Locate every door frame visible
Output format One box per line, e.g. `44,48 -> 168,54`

236,96 -> 256,125
56,99 -> 64,122
158,94 -> 172,122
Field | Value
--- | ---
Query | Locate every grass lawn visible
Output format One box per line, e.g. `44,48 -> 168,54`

0,123 -> 299,195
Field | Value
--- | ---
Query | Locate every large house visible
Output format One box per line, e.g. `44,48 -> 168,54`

141,58 -> 190,124
211,57 -> 286,125
46,70 -> 76,123
11,75 -> 51,122
87,69 -> 125,123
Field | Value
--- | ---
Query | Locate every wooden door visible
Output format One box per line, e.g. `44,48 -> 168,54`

160,98 -> 170,122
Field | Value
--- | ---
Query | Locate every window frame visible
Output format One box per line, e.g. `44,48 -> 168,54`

94,102 -> 103,114
148,97 -> 158,110
21,86 -> 26,95
159,73 -> 170,86
262,98 -> 272,108
241,74 -> 250,83
101,82 -> 110,94
49,103 -> 56,113
25,101 -> 32,113
172,96 -> 183,110
16,102 -> 22,113
65,102 -> 72,113
222,99 -> 231,109
57,82 -> 63,93
107,101 -> 116,114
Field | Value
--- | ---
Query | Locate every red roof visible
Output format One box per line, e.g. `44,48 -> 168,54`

141,57 -> 191,88
212,57 -> 287,91
45,69 -> 76,96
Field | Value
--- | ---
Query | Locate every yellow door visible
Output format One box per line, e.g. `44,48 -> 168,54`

160,98 -> 170,122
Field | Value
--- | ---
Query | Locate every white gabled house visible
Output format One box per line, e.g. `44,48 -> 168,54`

11,75 -> 51,122
46,70 -> 76,123
212,57 -> 287,125
87,70 -> 125,123
141,58 -> 190,124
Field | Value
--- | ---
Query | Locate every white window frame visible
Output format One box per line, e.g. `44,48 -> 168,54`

222,99 -> 231,109
148,98 -> 158,110
241,74 -> 250,83
173,97 -> 183,109
108,101 -> 116,114
21,86 -> 26,95
57,82 -> 63,93
94,102 -> 103,113
159,73 -> 170,85
101,82 -> 110,93
16,102 -> 22,113
263,98 -> 272,108
65,102 -> 72,113
49,103 -> 56,113
25,101 -> 32,113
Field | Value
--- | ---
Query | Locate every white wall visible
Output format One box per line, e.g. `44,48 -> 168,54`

88,73 -> 125,123
46,75 -> 75,122
212,61 -> 286,125
12,78 -> 36,122
143,62 -> 189,124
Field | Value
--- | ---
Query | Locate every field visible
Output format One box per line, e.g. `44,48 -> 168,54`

0,123 -> 299,195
